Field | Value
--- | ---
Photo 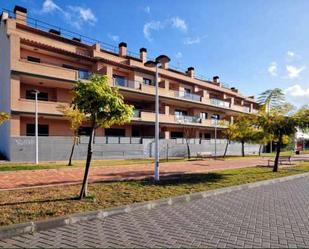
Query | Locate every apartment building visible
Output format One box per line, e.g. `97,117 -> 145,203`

0,6 -> 259,160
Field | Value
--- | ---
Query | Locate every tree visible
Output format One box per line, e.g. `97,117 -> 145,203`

0,112 -> 9,125
252,129 -> 273,156
258,88 -> 285,113
222,123 -> 237,158
72,75 -> 133,199
256,107 -> 309,172
230,114 -> 256,157
58,105 -> 85,166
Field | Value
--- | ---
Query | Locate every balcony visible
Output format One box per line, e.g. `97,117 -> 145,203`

113,79 -> 141,90
78,70 -> 92,80
243,106 -> 251,113
15,59 -> 78,81
173,91 -> 202,102
210,98 -> 230,108
13,98 -> 68,115
175,115 -> 201,124
210,119 -> 230,127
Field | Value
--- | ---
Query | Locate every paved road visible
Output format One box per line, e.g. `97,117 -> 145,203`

1,176 -> 309,248
0,158 -> 268,190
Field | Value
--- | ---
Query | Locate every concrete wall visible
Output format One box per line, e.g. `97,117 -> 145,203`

10,136 -> 260,162
0,20 -> 11,159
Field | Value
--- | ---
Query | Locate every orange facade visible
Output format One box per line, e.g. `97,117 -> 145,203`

1,6 -> 259,141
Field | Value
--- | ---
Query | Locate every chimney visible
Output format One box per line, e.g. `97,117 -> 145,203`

231,87 -> 239,93
213,76 -> 220,84
14,5 -> 27,25
119,42 -> 127,57
156,55 -> 169,69
140,48 -> 147,62
248,95 -> 255,99
1,11 -> 9,22
187,67 -> 195,78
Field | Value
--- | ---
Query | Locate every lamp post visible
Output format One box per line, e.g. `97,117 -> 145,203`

144,55 -> 170,182
212,115 -> 218,159
32,89 -> 40,165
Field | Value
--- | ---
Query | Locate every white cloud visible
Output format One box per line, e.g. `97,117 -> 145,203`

286,65 -> 305,79
107,33 -> 119,42
285,84 -> 309,107
40,0 -> 97,29
144,6 -> 150,14
69,7 -> 97,23
184,36 -> 201,45
287,51 -> 295,58
175,52 -> 183,59
143,21 -> 164,41
143,16 -> 187,41
268,62 -> 278,76
42,0 -> 62,13
170,17 -> 187,32
285,84 -> 309,97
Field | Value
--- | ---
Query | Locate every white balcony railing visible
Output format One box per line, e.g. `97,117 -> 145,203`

174,91 -> 202,102
210,119 -> 230,126
113,78 -> 141,90
175,115 -> 201,124
210,98 -> 230,108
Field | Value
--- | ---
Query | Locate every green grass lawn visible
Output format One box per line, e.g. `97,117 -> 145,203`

0,163 -> 308,226
0,158 -> 187,172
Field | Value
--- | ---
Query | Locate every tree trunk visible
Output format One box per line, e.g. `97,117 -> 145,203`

186,139 -> 191,159
241,141 -> 245,157
79,119 -> 96,199
258,144 -> 263,157
273,136 -> 282,172
223,140 -> 229,158
68,137 -> 76,166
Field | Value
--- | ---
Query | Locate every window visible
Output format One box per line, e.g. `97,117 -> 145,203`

62,64 -> 76,70
171,132 -> 184,138
143,78 -> 152,86
105,128 -> 125,137
26,90 -> 49,101
26,124 -> 49,136
184,88 -> 191,94
78,127 -> 92,136
175,109 -> 188,116
78,69 -> 90,80
27,56 -> 41,63
113,75 -> 127,87
200,112 -> 208,119
211,114 -> 220,120
199,133 -> 211,139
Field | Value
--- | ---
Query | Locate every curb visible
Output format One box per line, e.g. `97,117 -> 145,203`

1,172 -> 309,240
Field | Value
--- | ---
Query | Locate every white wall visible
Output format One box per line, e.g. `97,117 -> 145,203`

0,18 -> 11,159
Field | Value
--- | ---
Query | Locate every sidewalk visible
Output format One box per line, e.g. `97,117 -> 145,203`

0,158 -> 268,190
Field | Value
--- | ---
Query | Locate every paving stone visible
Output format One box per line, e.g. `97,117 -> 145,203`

1,176 -> 309,248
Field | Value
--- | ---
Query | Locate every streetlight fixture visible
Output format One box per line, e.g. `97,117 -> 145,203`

144,55 -> 170,182
32,89 -> 40,165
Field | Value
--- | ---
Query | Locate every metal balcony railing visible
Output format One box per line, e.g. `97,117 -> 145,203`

175,115 -> 201,124
210,98 -> 231,108
174,91 -> 202,102
210,119 -> 230,126
113,78 -> 141,90
133,109 -> 141,118
243,106 -> 251,113
78,70 -> 92,80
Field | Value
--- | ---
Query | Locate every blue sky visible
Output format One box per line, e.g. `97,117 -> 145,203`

1,0 -> 309,106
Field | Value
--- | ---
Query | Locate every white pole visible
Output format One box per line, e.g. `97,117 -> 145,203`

154,64 -> 160,181
214,119 -> 217,159
34,90 -> 39,165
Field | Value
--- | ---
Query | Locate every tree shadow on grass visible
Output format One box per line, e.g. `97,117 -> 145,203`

140,172 -> 225,187
0,196 -> 88,207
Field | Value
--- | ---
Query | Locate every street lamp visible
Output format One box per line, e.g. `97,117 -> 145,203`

211,115 -> 218,159
32,89 -> 40,165
144,55 -> 170,182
